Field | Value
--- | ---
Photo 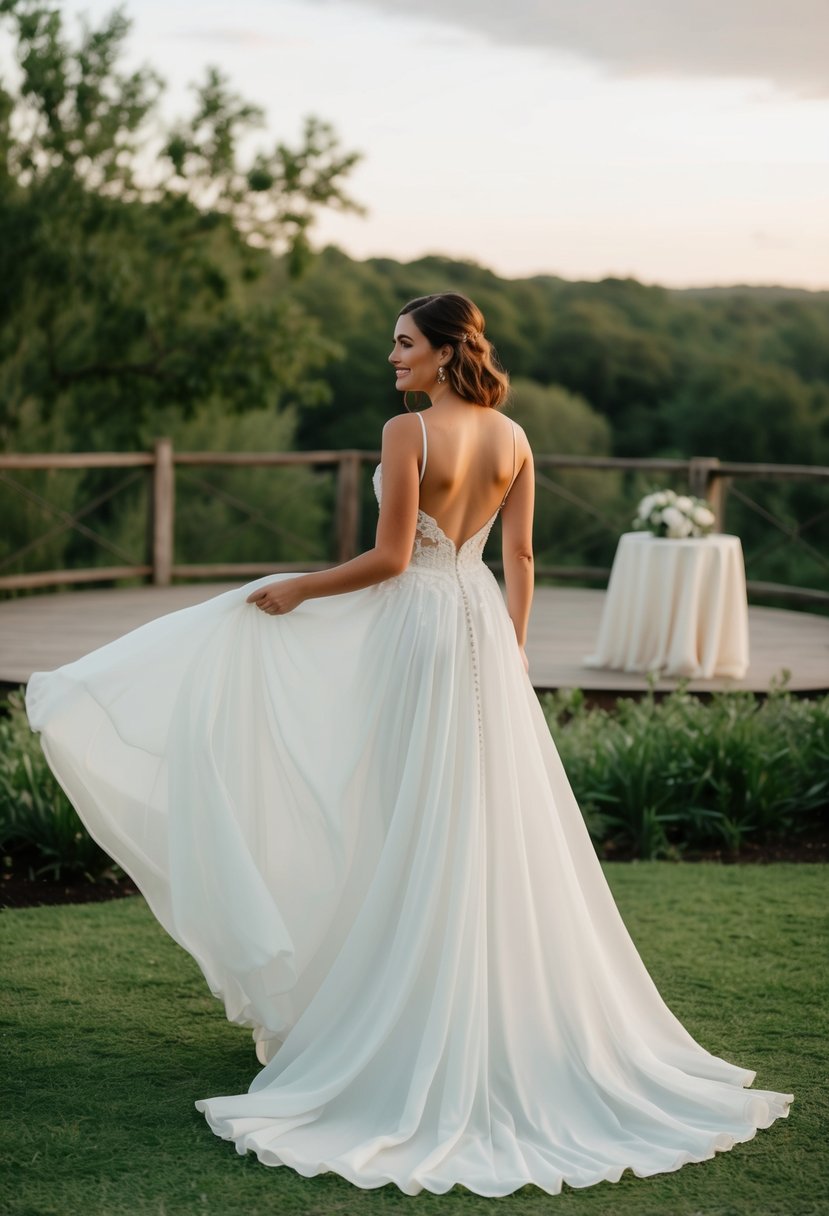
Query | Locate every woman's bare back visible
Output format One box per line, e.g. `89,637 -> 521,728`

417,407 -> 519,550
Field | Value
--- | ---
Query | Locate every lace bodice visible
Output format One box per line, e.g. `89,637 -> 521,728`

372,464 -> 498,573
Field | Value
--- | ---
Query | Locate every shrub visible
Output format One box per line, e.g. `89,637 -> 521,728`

0,689 -> 120,881
541,675 -> 829,859
2,676 -> 827,880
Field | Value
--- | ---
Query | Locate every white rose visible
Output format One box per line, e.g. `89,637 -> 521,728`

637,493 -> 657,519
693,506 -> 715,527
676,495 -> 693,513
653,491 -> 671,507
661,506 -> 690,537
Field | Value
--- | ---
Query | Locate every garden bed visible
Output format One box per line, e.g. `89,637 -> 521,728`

3,681 -> 827,910
1,865 -> 140,909
3,823 -> 827,911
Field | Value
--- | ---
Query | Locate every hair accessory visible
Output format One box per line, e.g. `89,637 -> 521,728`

460,330 -> 480,344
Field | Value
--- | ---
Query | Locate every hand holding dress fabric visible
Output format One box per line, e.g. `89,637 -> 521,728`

247,580 -> 308,616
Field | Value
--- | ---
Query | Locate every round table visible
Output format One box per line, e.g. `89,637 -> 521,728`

583,531 -> 749,679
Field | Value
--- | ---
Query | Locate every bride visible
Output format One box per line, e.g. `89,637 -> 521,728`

26,291 -> 792,1197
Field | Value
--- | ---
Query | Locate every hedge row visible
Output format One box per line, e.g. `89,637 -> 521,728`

1,679 -> 827,879
543,676 -> 828,858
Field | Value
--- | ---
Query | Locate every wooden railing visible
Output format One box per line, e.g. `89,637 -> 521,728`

1,445 -> 827,605
0,443 -> 366,591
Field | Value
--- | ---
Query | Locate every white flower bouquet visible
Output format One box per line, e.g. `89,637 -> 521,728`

632,489 -> 716,539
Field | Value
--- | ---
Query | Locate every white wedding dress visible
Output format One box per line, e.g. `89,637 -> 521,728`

26,413 -> 791,1197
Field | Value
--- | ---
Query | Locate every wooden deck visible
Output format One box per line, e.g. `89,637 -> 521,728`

1,584 -> 827,697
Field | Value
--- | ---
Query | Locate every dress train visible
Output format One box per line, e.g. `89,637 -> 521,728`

25,418 -> 792,1195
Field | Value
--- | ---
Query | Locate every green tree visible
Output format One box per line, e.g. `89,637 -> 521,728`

662,360 -> 824,465
529,298 -> 677,425
0,0 -> 362,452
103,402 -> 332,569
0,0 -> 362,579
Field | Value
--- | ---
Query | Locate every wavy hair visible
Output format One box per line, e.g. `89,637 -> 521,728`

398,292 -> 510,410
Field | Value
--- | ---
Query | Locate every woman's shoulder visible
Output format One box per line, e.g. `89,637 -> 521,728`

381,412 -> 423,440
379,411 -> 424,459
502,412 -> 530,447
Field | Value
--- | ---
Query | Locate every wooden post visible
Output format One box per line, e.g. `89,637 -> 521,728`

688,456 -> 727,531
152,438 -> 175,586
335,451 -> 361,562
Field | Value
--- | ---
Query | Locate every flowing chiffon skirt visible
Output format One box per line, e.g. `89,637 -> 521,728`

26,516 -> 792,1196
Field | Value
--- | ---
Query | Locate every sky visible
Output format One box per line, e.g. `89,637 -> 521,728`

21,0 -> 829,287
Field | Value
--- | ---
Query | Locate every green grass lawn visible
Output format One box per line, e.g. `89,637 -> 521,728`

1,864 -> 825,1216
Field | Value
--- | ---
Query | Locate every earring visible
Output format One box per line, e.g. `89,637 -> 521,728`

436,365 -> 447,384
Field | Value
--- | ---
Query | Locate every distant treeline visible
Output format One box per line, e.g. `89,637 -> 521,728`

279,252 -> 829,596
277,247 -> 829,467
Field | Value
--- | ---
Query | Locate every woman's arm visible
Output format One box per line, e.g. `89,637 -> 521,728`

499,429 -> 534,669
247,414 -> 421,615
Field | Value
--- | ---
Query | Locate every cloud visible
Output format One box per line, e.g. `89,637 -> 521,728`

348,0 -> 829,96
171,28 -> 307,50
752,230 -> 792,250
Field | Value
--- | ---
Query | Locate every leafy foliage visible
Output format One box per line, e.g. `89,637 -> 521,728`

0,0 -> 361,453
102,402 -> 334,567
0,1 -> 362,577
3,680 -> 827,880
542,678 -> 829,859
286,249 -> 829,467
0,689 -> 116,879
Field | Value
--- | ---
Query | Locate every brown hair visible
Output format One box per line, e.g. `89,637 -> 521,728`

398,292 -> 510,409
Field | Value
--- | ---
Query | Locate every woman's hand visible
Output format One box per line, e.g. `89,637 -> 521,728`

247,578 -> 307,617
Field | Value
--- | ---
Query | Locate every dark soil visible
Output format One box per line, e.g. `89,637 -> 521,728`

1,869 -> 140,909
596,822 -> 829,866
3,824 -> 827,910
675,830 -> 829,865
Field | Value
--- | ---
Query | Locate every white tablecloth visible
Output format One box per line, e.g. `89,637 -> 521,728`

583,531 -> 749,679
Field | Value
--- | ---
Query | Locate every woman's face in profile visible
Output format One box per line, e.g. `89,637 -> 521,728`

388,314 -> 443,393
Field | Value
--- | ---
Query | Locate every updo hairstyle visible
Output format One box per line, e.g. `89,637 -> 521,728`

398,292 -> 510,410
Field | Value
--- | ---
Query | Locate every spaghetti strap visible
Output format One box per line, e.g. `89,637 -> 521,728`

416,411 -> 428,484
500,419 -> 518,508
